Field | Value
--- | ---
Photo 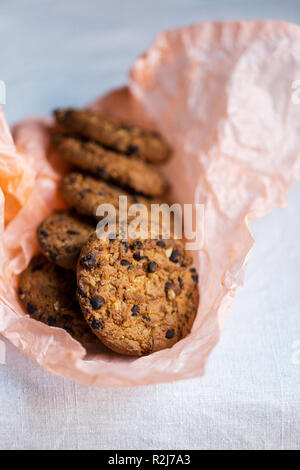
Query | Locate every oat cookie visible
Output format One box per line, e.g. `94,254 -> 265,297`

61,172 -> 155,220
53,134 -> 167,198
18,255 -> 98,344
54,108 -> 170,164
37,211 -> 95,269
77,233 -> 199,356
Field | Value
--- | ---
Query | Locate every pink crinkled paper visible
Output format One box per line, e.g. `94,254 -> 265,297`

0,20 -> 300,386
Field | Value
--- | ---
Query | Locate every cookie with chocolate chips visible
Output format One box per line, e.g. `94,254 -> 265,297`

37,211 -> 94,269
53,134 -> 167,198
77,233 -> 199,356
18,255 -> 99,344
54,108 -> 170,164
61,172 -> 156,220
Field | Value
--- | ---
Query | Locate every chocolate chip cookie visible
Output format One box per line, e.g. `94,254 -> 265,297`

18,255 -> 98,344
77,233 -> 199,356
61,172 -> 155,220
54,108 -> 170,164
53,134 -> 167,198
37,211 -> 95,269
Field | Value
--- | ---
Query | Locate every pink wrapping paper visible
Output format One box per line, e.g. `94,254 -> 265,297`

1,20 -> 300,386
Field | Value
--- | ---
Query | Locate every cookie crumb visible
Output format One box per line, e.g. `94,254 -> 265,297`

131,305 -> 140,316
91,319 -> 101,330
147,262 -> 158,273
90,296 -> 104,310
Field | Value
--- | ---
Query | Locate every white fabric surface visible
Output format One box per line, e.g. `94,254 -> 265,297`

0,0 -> 300,450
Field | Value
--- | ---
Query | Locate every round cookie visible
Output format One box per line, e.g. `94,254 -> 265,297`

37,211 -> 95,269
53,134 -> 167,198
18,254 -> 98,344
54,108 -> 170,164
61,172 -> 156,220
77,233 -> 199,356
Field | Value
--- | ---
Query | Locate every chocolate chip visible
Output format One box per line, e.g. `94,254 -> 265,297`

67,230 -> 80,235
77,286 -> 87,298
120,259 -> 131,266
90,296 -> 104,310
49,252 -> 57,262
131,305 -> 140,316
121,241 -> 129,252
147,261 -> 157,273
165,281 -> 172,297
26,303 -> 37,315
38,229 -> 48,237
178,276 -> 183,290
81,253 -> 95,269
133,252 -> 143,261
96,166 -> 108,179
31,263 -> 43,272
143,316 -> 151,322
91,319 -> 101,330
190,267 -> 198,282
47,316 -> 56,326
127,265 -> 134,271
130,240 -> 143,250
156,240 -> 165,248
166,329 -> 175,339
79,189 -> 91,196
169,250 -> 181,263
127,144 -> 139,155
17,288 -> 23,296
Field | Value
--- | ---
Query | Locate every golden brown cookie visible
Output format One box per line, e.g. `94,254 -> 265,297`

18,255 -> 98,344
37,211 -> 95,269
54,108 -> 170,164
77,233 -> 199,356
61,172 -> 156,220
53,134 -> 167,198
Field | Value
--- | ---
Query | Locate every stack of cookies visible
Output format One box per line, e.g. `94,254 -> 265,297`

18,108 -> 199,356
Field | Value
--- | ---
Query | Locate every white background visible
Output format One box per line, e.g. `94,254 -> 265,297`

0,0 -> 300,450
